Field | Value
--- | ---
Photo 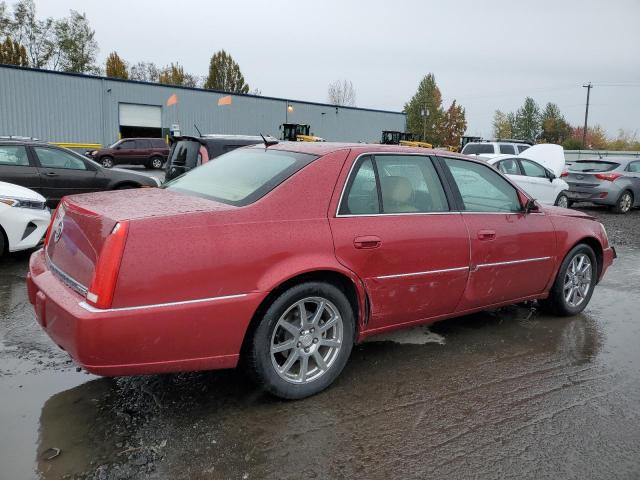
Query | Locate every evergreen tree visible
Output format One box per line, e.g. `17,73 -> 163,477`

540,102 -> 571,144
204,50 -> 249,93
404,73 -> 445,144
513,97 -> 541,141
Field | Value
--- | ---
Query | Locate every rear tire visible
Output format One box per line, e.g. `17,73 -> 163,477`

539,244 -> 597,316
246,282 -> 355,399
555,193 -> 570,209
101,156 -> 114,168
612,190 -> 633,214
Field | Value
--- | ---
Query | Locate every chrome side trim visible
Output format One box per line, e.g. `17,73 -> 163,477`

476,256 -> 552,269
46,253 -> 88,296
337,212 -> 458,218
78,293 -> 248,313
376,266 -> 469,280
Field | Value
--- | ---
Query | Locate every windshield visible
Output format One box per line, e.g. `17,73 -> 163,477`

163,148 -> 317,206
462,144 -> 494,155
108,140 -> 121,148
568,161 -> 619,173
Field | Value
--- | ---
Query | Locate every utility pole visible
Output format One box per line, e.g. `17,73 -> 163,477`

582,83 -> 592,149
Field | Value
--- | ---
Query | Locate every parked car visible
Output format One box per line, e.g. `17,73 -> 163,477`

461,140 -> 531,158
0,139 -> 160,208
0,181 -> 50,255
563,157 -> 640,213
165,134 -> 271,181
28,143 -> 615,399
487,144 -> 570,207
86,138 -> 169,169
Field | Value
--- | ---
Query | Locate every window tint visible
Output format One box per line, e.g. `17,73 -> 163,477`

444,158 -> 521,213
341,157 -> 379,215
223,144 -> 242,153
164,148 -> 316,206
34,147 -> 87,170
461,144 -> 494,155
568,161 -> 619,172
496,158 -> 520,175
151,139 -> 166,148
517,145 -> 530,153
627,162 -> 640,173
135,139 -> 151,149
376,155 -> 448,213
0,145 -> 29,166
120,140 -> 135,149
499,144 -> 516,154
520,159 -> 548,178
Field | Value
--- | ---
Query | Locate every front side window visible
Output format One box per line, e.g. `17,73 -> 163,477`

499,144 -> 516,154
34,147 -> 87,170
119,140 -> 135,149
0,145 -> 29,166
340,155 -> 449,215
444,158 -> 521,213
164,147 -> 316,206
520,159 -> 548,178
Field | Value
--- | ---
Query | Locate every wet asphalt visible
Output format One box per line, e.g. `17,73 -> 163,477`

0,207 -> 639,480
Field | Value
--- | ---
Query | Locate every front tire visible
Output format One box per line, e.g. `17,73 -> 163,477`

555,193 -> 570,209
612,190 -> 633,214
101,156 -> 114,168
539,244 -> 597,316
147,156 -> 163,169
247,282 -> 355,399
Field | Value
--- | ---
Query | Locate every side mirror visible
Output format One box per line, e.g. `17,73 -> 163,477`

115,145 -> 121,150
548,171 -> 555,182
524,198 -> 539,213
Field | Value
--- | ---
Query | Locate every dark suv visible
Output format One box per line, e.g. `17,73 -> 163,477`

86,138 -> 169,169
165,135 -> 267,181
0,138 -> 159,207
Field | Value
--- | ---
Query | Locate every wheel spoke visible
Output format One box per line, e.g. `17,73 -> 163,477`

279,350 -> 299,375
278,320 -> 299,337
321,338 -> 341,348
313,351 -> 328,371
271,339 -> 296,354
310,300 -> 326,326
319,315 -> 338,333
297,302 -> 308,326
298,355 -> 309,382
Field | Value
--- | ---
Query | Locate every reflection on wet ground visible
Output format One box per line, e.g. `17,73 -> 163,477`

1,248 -> 639,479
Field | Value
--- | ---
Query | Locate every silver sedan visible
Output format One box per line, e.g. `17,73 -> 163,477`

564,157 -> 640,213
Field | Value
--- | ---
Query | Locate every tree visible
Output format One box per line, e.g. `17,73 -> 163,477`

569,125 -> 607,150
404,73 -> 445,144
8,0 -> 56,68
492,110 -> 512,139
204,50 -> 249,93
0,36 -> 28,65
327,79 -> 356,106
440,100 -> 467,147
129,61 -> 160,82
513,97 -> 541,142
105,51 -> 128,79
53,10 -> 98,73
540,102 -> 571,144
158,62 -> 198,87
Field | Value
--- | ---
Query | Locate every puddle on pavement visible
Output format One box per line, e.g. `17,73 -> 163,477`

0,248 -> 639,479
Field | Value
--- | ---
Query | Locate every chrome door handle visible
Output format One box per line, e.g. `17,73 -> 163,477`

354,236 -> 381,249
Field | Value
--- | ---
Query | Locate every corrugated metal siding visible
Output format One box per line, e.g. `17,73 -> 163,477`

0,66 -> 406,145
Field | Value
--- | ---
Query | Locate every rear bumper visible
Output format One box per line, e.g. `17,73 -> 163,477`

566,184 -> 621,206
28,249 -> 264,376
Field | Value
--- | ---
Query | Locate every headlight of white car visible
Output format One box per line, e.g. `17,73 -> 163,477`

0,196 -> 47,209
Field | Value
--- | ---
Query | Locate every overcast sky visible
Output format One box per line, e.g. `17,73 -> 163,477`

34,0 -> 640,138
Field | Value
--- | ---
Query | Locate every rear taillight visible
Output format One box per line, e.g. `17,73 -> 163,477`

86,221 -> 129,309
560,170 -> 569,178
595,173 -> 622,181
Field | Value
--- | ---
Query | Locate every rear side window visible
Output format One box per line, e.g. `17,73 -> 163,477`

444,158 -> 521,213
340,155 -> 448,215
461,144 -> 494,155
0,145 -> 29,166
520,159 -> 547,178
164,148 -> 316,206
135,139 -> 151,149
499,144 -> 516,154
569,161 -> 619,172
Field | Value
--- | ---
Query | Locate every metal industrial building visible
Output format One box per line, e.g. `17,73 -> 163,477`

0,65 -> 406,147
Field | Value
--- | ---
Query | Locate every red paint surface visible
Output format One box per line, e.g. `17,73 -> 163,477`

28,144 -> 615,376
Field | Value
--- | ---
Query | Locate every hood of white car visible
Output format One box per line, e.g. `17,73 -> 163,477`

517,144 -> 565,177
0,181 -> 46,202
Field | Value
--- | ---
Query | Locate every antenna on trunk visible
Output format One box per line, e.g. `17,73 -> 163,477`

260,134 -> 278,148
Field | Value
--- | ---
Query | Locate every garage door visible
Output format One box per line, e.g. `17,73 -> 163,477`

119,104 -> 161,128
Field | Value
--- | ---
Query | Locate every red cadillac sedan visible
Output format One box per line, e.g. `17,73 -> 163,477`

28,142 -> 616,399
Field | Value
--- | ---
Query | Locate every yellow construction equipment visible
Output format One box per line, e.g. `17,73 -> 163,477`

281,124 -> 325,142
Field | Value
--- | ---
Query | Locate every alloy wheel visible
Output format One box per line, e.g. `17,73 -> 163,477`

152,157 -> 162,169
563,253 -> 592,308
556,195 -> 569,208
102,158 -> 113,168
270,297 -> 343,384
620,192 -> 632,213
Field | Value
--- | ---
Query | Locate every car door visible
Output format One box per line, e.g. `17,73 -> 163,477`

518,158 -> 558,204
0,144 -> 42,193
439,156 -> 556,311
31,146 -> 98,206
115,139 -> 136,164
135,139 -> 152,165
329,153 -> 470,331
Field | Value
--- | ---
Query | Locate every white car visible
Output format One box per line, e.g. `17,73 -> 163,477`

0,181 -> 51,254
486,144 -> 570,207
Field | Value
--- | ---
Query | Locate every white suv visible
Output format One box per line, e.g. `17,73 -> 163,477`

461,141 -> 530,158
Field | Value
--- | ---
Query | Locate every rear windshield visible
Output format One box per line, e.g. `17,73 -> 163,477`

568,161 -> 619,172
164,148 -> 317,206
168,140 -> 201,170
462,144 -> 494,155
